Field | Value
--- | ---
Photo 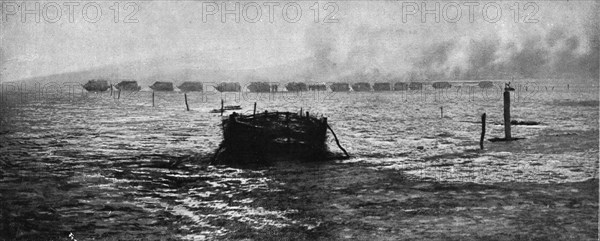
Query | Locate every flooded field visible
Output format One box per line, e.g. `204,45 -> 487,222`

0,79 -> 598,240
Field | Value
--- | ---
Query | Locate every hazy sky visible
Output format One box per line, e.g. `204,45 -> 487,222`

1,0 -> 598,82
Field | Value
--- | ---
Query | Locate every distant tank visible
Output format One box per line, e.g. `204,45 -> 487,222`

178,82 -> 203,92
330,83 -> 350,92
115,80 -> 141,91
409,82 -> 423,90
286,82 -> 308,92
215,82 -> 241,92
149,81 -> 174,91
248,82 -> 271,93
478,81 -> 494,89
83,79 -> 111,92
352,82 -> 372,92
393,82 -> 409,91
432,81 -> 452,89
373,82 -> 391,91
308,84 -> 327,91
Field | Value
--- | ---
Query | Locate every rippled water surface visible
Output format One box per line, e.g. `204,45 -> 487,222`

0,79 -> 598,240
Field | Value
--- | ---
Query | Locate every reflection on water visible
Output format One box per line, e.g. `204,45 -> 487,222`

0,79 -> 597,239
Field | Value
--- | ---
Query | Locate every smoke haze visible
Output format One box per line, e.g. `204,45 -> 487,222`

2,1 -> 597,83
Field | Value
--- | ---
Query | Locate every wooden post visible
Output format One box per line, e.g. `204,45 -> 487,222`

221,99 -> 224,116
117,89 -> 121,99
184,93 -> 189,111
110,84 -> 113,96
300,107 -> 303,117
285,112 -> 290,144
440,106 -> 443,118
152,91 -> 155,107
253,102 -> 257,116
503,89 -> 511,140
480,113 -> 486,149
325,120 -> 350,158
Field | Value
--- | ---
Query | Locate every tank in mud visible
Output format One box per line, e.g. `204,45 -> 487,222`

247,82 -> 271,93
178,82 -> 203,92
373,82 -> 392,91
432,81 -> 452,89
215,82 -> 241,92
115,81 -> 142,91
285,82 -> 308,92
478,81 -> 494,89
409,82 -> 423,90
330,83 -> 350,92
83,80 -> 111,92
308,84 -> 327,91
352,82 -> 372,92
150,82 -> 174,91
394,82 -> 409,91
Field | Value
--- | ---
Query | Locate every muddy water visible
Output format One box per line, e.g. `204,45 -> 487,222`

0,79 -> 598,240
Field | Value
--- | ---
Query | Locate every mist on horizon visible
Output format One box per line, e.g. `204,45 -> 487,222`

1,1 -> 598,83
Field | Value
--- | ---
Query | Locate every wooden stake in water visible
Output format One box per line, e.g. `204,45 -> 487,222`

184,93 -> 189,111
152,91 -> 155,107
480,113 -> 486,149
440,106 -> 443,118
117,89 -> 121,99
325,118 -> 350,158
110,84 -> 113,96
285,112 -> 290,144
504,87 -> 511,140
253,102 -> 257,116
220,99 -> 224,116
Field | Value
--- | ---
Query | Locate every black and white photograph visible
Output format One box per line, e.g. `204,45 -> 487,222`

0,0 -> 598,240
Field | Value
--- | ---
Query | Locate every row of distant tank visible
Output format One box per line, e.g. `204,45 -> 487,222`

82,80 -> 496,93
82,80 -> 202,92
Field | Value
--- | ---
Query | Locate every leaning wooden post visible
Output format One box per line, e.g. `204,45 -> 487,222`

152,91 -> 155,107
504,85 -> 511,140
325,119 -> 350,158
480,113 -> 486,149
220,99 -> 224,116
184,93 -> 189,111
253,102 -> 257,116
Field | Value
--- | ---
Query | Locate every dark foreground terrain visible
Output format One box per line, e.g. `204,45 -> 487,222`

0,81 -> 598,240
1,158 -> 596,241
